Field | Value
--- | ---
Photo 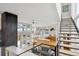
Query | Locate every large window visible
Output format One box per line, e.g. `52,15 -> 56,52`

18,24 -> 24,32
17,23 -> 32,48
62,5 -> 69,12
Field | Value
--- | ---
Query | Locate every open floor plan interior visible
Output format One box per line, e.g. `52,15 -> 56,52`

0,3 -> 79,56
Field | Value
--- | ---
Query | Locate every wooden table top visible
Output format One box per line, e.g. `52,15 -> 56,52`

33,38 -> 57,48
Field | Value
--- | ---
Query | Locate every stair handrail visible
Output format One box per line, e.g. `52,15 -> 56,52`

71,18 -> 79,33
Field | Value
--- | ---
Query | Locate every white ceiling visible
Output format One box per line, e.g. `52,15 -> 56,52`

0,3 -> 60,26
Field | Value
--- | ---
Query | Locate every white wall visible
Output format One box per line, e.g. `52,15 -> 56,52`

71,4 -> 77,20
76,4 -> 79,30
71,3 -> 77,24
56,3 -> 61,38
56,3 -> 61,20
71,3 -> 79,30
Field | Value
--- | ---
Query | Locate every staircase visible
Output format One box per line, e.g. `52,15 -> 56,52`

58,18 -> 79,56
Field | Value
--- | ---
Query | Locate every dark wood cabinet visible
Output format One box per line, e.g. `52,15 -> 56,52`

1,12 -> 17,55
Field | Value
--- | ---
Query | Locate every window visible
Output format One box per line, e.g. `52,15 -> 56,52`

62,5 -> 69,12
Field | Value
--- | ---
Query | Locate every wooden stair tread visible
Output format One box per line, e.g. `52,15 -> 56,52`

60,39 -> 79,44
61,30 -> 76,32
60,32 -> 77,33
61,28 -> 76,30
61,23 -> 74,24
61,27 -> 75,29
61,23 -> 73,24
61,22 -> 73,24
61,24 -> 74,25
61,29 -> 76,31
59,44 -> 79,50
60,33 -> 79,35
61,28 -> 76,29
59,49 -> 79,56
61,25 -> 75,27
61,27 -> 75,28
59,35 -> 79,39
61,26 -> 75,27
